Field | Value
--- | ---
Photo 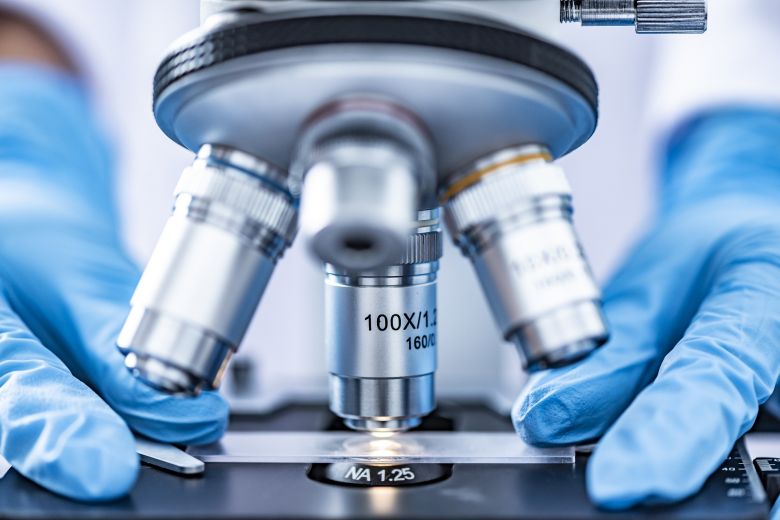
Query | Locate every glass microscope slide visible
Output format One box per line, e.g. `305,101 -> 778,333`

187,432 -> 574,464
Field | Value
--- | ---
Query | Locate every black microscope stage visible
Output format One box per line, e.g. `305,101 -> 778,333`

0,401 -> 771,519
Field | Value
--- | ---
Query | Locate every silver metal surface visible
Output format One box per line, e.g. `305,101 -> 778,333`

188,432 -> 575,464
561,0 -> 635,25
508,300 -> 607,368
199,0 -> 554,27
295,101 -> 436,270
327,210 -> 442,432
635,0 -> 707,34
118,145 -> 298,395
331,375 -> 435,432
443,146 -> 608,371
154,43 -> 596,176
561,0 -> 707,33
136,437 -> 205,476
121,308 -> 234,394
327,282 -> 438,378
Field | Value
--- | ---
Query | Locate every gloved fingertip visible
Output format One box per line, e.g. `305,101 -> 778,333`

586,455 -> 644,510
512,375 -> 610,447
121,387 -> 230,446
193,392 -> 230,445
585,439 -> 698,511
587,477 -> 687,511
513,340 -> 661,448
512,388 -> 580,446
102,359 -> 230,446
586,489 -> 643,511
42,416 -> 139,502
155,391 -> 230,446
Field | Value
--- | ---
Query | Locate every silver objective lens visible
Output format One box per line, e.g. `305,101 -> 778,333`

117,145 -> 298,395
294,100 -> 436,272
442,146 -> 608,371
327,209 -> 443,432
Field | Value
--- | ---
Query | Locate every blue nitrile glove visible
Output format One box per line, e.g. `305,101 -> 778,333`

514,108 -> 780,509
0,65 -> 228,501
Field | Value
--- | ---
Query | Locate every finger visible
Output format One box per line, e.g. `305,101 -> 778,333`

100,352 -> 229,446
0,201 -> 228,445
0,229 -> 229,445
514,213 -> 716,445
0,285 -> 138,501
587,226 -> 780,509
0,67 -> 228,445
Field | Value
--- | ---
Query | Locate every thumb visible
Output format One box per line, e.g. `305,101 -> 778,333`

515,212 -> 717,445
0,222 -> 229,445
588,225 -> 780,508
0,284 -> 138,501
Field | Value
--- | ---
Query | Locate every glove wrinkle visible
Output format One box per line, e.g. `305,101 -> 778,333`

588,222 -> 780,508
0,284 -> 138,501
0,65 -> 230,499
515,110 -> 780,510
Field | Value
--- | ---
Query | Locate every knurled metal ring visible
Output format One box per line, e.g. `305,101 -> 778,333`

153,13 -> 598,116
176,161 -> 298,244
400,229 -> 443,265
443,161 -> 572,238
636,0 -> 708,34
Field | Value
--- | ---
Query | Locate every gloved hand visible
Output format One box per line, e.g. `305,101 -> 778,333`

514,109 -> 780,509
0,65 -> 228,501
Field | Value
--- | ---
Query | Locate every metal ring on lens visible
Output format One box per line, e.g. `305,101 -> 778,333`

440,145 -> 553,204
175,145 -> 298,258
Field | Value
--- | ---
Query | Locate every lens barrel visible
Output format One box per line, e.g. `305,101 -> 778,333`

295,100 -> 435,272
117,145 -> 298,395
327,209 -> 443,432
442,145 -> 608,371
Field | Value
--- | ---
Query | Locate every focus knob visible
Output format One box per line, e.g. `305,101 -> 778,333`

561,0 -> 707,34
636,0 -> 707,33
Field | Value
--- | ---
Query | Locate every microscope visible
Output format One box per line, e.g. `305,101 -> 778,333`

109,3 -> 778,519
118,0 -> 708,432
0,2 -> 773,519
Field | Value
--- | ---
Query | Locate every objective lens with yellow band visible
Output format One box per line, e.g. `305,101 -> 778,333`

441,145 -> 608,371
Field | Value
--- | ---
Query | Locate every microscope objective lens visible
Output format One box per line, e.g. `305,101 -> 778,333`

117,145 -> 299,395
442,145 -> 608,371
326,208 -> 443,433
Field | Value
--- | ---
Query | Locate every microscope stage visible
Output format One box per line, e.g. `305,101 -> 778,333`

0,402 -> 768,519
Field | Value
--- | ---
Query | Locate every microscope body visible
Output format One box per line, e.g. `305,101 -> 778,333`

117,0 -> 705,432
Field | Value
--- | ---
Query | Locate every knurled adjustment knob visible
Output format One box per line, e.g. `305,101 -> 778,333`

560,0 -> 707,34
635,0 -> 707,33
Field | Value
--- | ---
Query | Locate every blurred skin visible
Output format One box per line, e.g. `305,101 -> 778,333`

0,9 -> 75,72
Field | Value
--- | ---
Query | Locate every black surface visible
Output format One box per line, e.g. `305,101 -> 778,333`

755,458 -> 780,504
308,462 -> 454,487
152,12 -> 599,116
0,402 -> 770,519
310,409 -> 456,488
